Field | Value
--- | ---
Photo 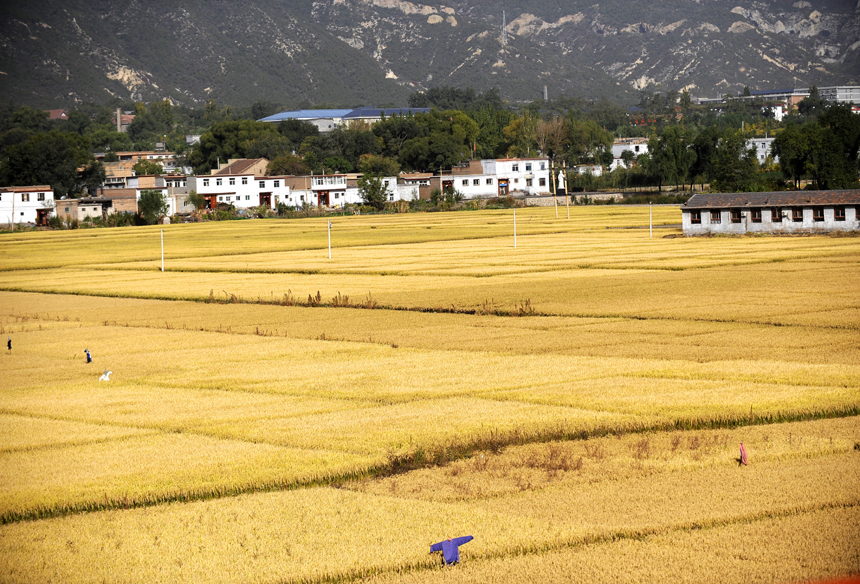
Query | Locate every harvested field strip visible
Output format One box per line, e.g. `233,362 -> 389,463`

0,448 -> 856,584
2,407 -> 858,525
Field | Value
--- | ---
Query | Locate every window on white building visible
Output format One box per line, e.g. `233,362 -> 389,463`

526,163 -> 532,171
473,179 -> 480,186
274,181 -> 280,188
37,193 -> 45,201
540,162 -> 546,170
229,178 -> 235,186
242,177 -> 248,185
203,179 -> 210,187
539,178 -> 546,186
218,196 -> 223,202
512,164 -> 519,172
514,179 -> 519,184
216,178 -> 222,186
526,178 -> 533,186
486,179 -> 493,185
334,193 -> 339,199
246,195 -> 250,200
21,193 -> 29,202
462,179 -> 468,186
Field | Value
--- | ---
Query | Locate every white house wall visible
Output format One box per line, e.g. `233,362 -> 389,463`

0,190 -> 55,224
682,206 -> 859,235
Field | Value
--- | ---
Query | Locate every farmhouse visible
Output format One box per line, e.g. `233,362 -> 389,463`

55,199 -> 104,222
681,190 -> 860,236
0,186 -> 55,225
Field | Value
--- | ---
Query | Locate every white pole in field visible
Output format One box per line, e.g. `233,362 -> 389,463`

566,179 -> 570,220
514,209 -> 517,248
649,202 -> 652,239
161,230 -> 164,271
328,220 -> 332,259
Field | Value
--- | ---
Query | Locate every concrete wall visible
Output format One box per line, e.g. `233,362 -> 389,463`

683,206 -> 859,235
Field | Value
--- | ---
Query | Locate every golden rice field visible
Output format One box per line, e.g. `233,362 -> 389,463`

0,205 -> 858,583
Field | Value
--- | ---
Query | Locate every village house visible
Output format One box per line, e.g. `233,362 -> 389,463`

448,158 -> 552,197
212,158 -> 269,176
45,109 -> 68,121
0,186 -> 55,225
681,190 -> 860,236
611,137 -> 649,159
55,199 -> 104,223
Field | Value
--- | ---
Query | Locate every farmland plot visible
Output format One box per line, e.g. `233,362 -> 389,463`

0,206 -> 858,583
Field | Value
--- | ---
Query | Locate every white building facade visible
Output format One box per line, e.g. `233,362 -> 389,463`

682,191 -> 860,236
0,186 -> 55,225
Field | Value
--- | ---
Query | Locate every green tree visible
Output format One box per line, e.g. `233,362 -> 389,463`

276,119 -> 319,150
772,123 -> 808,189
8,106 -> 51,133
647,126 -> 696,191
267,154 -> 311,176
84,127 -> 134,153
372,115 -> 428,160
133,159 -> 164,176
188,120 -> 279,174
1,131 -> 95,197
503,112 -> 539,157
357,173 -> 387,210
565,118 -> 612,165
620,149 -> 635,168
797,86 -> 826,118
397,111 -> 477,172
251,101 -> 281,121
186,190 -> 206,211
711,129 -> 759,192
138,189 -> 168,224
243,133 -> 293,159
469,106 -> 515,159
358,154 -> 400,176
690,125 -> 721,190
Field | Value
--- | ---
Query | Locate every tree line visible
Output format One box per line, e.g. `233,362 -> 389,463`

1,86 -> 857,200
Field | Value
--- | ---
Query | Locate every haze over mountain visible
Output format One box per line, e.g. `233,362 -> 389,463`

1,0 -> 858,108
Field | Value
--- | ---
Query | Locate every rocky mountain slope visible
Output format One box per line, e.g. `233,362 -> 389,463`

0,0 -> 857,108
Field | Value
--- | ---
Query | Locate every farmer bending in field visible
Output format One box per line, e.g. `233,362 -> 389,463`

85,348 -> 92,363
6,337 -> 10,352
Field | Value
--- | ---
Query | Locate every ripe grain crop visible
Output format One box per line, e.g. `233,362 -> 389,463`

0,425 -> 856,584
354,506 -> 860,584
1,207 -> 858,583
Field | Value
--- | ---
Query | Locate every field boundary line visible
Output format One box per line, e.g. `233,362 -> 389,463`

2,407 -> 858,526
1,287 -> 858,331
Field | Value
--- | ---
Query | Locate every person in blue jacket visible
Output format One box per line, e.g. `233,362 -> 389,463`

85,349 -> 92,363
430,536 -> 473,564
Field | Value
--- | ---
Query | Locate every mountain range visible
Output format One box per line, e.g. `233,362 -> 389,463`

1,0 -> 858,108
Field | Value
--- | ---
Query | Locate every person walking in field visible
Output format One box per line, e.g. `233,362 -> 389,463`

6,337 -> 10,352
85,348 -> 92,364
